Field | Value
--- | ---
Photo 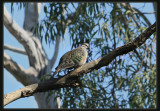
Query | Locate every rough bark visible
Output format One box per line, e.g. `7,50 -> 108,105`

4,3 -> 156,108
4,21 -> 156,106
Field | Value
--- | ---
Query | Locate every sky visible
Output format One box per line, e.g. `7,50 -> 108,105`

3,2 -> 155,108
4,3 -> 73,108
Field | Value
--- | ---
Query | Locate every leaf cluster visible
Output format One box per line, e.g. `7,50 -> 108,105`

10,2 -> 156,108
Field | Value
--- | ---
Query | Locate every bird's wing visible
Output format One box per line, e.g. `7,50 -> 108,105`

71,48 -> 85,66
56,48 -> 85,70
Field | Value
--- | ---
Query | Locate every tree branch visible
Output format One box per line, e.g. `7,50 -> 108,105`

4,84 -> 39,106
4,6 -> 46,71
153,2 -> 157,18
133,11 -> 156,14
4,44 -> 27,55
132,7 -> 151,26
3,6 -> 32,49
4,22 -> 156,106
50,35 -> 61,68
120,3 -> 151,26
120,3 -> 140,28
23,3 -> 41,31
4,52 -> 38,85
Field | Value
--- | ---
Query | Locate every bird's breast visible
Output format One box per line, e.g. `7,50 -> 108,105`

78,47 -> 87,66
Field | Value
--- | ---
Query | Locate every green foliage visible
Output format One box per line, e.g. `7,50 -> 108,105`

35,3 -> 69,44
39,71 -> 53,82
10,3 -> 26,14
10,2 -> 156,109
129,65 -> 156,108
41,3 -> 156,109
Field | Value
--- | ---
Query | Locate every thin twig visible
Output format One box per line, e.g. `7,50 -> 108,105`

4,22 -> 156,106
4,44 -> 27,55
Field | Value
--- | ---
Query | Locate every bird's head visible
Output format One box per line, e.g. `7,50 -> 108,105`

82,43 -> 89,49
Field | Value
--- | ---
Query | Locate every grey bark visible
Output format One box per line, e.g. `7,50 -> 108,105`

23,3 -> 60,108
4,3 -> 61,108
4,44 -> 27,55
4,21 -> 156,106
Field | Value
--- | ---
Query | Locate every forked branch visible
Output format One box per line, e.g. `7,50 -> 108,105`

4,22 -> 156,106
4,44 -> 27,55
4,52 -> 38,86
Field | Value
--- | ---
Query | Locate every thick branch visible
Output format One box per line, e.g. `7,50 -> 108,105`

23,3 -> 41,31
4,52 -> 38,85
4,44 -> 27,55
4,6 -> 46,71
4,84 -> 39,106
4,22 -> 156,106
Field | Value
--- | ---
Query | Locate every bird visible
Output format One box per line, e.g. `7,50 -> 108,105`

53,43 -> 89,76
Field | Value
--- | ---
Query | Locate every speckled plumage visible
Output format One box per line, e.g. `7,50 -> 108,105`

53,43 -> 89,76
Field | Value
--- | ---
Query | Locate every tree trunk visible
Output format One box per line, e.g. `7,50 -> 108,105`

4,3 -> 61,108
23,3 -> 60,108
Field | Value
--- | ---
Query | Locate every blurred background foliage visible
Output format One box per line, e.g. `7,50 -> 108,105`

11,2 -> 156,108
